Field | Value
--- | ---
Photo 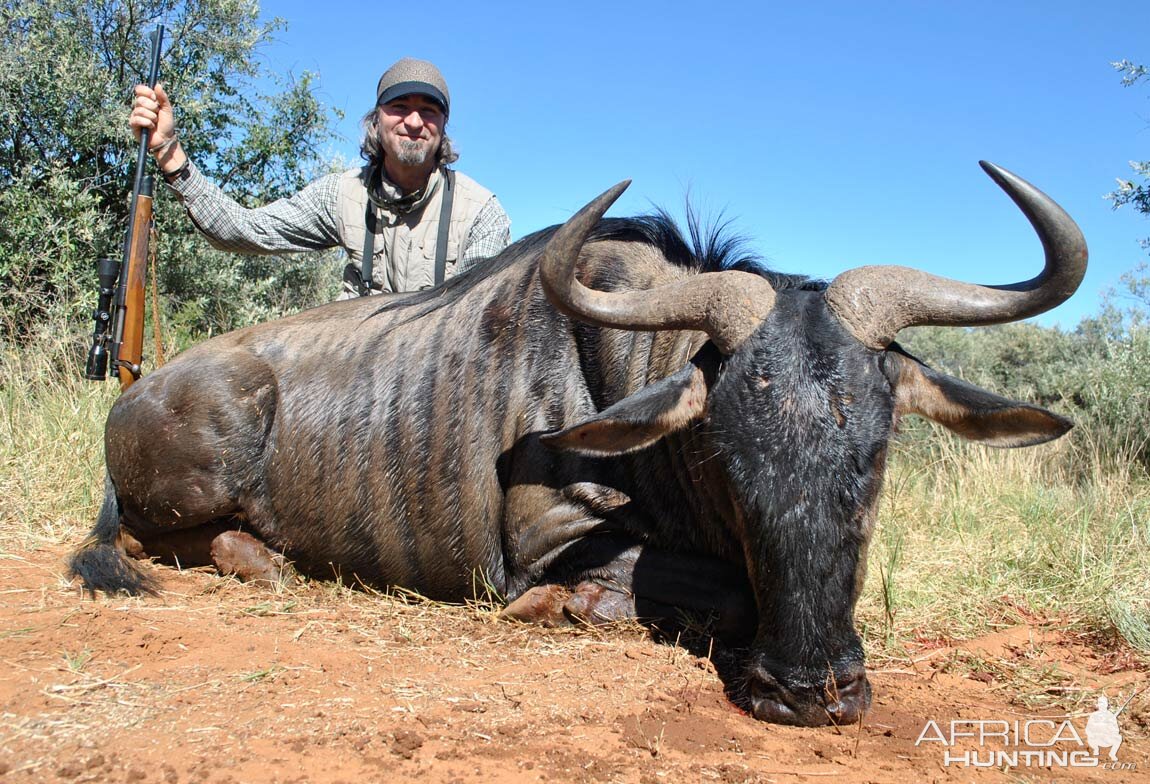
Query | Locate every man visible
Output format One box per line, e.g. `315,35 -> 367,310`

129,57 -> 511,298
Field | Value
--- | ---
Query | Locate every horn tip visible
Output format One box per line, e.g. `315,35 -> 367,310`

979,160 -> 1006,180
979,160 -> 1033,198
584,180 -> 631,219
607,179 -> 631,200
978,160 -> 1031,193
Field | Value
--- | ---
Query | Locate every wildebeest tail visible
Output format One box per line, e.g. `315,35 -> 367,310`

67,474 -> 156,596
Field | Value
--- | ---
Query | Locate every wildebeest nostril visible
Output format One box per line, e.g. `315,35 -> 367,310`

823,670 -> 871,725
748,662 -> 871,727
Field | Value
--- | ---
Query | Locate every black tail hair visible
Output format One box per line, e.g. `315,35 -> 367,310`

67,474 -> 156,596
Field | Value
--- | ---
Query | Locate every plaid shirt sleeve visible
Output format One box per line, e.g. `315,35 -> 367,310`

460,196 -> 512,271
166,162 -> 343,254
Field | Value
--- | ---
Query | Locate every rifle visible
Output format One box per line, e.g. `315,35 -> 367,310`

85,25 -> 165,390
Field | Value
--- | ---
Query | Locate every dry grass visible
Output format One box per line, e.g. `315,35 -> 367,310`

0,326 -> 115,553
857,426 -> 1150,694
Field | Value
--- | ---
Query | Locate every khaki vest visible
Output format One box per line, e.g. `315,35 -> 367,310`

336,166 -> 494,296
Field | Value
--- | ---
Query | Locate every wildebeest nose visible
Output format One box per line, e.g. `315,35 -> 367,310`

824,671 -> 871,725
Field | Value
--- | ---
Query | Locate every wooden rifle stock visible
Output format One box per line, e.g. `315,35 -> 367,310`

116,178 -> 154,389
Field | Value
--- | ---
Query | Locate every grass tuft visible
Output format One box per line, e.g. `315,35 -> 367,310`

1,321 -> 115,553
859,429 -> 1150,659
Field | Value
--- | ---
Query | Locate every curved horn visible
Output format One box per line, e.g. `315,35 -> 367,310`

825,161 -> 1088,349
539,182 -> 777,354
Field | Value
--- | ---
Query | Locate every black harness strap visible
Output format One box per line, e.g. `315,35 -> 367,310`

359,200 -> 377,296
434,168 -> 455,286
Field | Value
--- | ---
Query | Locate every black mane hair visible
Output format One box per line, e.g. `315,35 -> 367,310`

367,210 -> 823,324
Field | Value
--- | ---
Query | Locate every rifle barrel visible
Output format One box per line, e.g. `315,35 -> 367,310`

110,25 -> 165,390
131,26 -> 165,206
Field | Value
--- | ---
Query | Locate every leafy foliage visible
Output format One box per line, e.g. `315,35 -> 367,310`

900,323 -> 1150,472
899,323 -> 1081,406
1103,59 -> 1150,336
0,0 -> 343,347
1108,60 -> 1150,221
1068,327 -> 1150,466
0,163 -> 112,337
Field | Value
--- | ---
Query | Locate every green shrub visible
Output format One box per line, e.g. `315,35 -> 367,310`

0,0 -> 343,346
900,323 -> 1150,472
0,164 -> 112,335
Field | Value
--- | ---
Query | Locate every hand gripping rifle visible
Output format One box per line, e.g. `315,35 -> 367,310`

84,25 -> 165,390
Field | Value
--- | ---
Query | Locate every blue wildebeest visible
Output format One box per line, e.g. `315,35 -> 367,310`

70,162 -> 1086,726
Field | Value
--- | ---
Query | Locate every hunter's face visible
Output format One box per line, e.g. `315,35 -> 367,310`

378,94 -> 444,168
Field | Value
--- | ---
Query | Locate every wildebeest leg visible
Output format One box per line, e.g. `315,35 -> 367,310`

124,521 -> 236,566
500,584 -> 572,626
125,524 -> 294,585
507,538 -> 755,640
209,530 -> 293,585
563,579 -> 649,624
499,580 -> 645,626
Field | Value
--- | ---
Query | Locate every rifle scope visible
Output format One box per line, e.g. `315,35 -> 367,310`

83,258 -> 122,381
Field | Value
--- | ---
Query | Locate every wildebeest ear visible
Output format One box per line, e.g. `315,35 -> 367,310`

542,346 -> 719,457
886,349 -> 1072,447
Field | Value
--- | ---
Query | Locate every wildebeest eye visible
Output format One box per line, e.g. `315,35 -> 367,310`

757,376 -> 771,389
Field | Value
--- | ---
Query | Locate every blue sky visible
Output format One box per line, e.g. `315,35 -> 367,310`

253,0 -> 1148,328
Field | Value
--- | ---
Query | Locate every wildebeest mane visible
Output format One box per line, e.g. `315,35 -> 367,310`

367,210 -> 821,327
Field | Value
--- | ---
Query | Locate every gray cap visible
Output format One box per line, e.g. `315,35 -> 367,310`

375,58 -> 450,118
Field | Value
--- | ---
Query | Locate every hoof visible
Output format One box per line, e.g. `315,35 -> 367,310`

210,531 -> 292,585
563,580 -> 635,625
499,584 -> 573,627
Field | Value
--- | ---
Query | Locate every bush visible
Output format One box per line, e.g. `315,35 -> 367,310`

1066,328 -> 1150,472
0,0 -> 343,347
0,164 -> 112,336
899,322 -> 1150,473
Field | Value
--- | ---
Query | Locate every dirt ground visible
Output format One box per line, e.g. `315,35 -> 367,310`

0,545 -> 1146,784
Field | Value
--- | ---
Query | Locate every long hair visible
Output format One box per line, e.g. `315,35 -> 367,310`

358,106 -> 459,168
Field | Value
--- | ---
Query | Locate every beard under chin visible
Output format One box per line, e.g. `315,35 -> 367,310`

396,140 -> 429,166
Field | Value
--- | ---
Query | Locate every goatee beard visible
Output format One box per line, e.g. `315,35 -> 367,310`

396,140 -> 428,166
